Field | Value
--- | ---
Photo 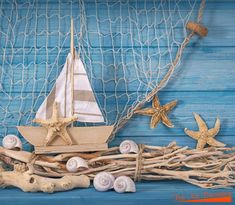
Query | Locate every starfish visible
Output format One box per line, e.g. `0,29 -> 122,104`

33,102 -> 78,146
184,113 -> 225,150
134,95 -> 177,128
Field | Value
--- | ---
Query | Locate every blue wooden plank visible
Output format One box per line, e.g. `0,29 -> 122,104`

1,46 -> 235,93
0,182 -> 234,205
110,135 -> 235,149
1,2 -> 235,49
1,90 -> 235,126
1,20 -> 235,49
1,24 -> 235,49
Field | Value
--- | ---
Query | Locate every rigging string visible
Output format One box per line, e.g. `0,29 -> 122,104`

109,0 -> 207,139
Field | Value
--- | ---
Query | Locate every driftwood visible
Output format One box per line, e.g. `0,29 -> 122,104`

0,150 -> 90,192
0,171 -> 90,193
0,142 -> 235,191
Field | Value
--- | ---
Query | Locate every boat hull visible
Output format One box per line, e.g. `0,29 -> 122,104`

17,125 -> 114,154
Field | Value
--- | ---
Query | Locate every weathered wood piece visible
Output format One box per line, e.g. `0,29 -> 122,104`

0,170 -> 90,193
35,143 -> 108,154
17,125 -> 113,154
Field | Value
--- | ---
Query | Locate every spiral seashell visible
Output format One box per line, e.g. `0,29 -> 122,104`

114,176 -> 136,193
66,157 -> 88,173
119,140 -> 139,154
93,172 -> 115,192
2,135 -> 22,150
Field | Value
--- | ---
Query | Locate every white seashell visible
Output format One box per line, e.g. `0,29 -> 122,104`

114,176 -> 136,193
93,172 -> 115,192
66,157 -> 88,173
119,140 -> 139,154
2,135 -> 22,150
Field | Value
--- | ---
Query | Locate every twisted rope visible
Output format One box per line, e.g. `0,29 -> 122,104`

134,144 -> 144,181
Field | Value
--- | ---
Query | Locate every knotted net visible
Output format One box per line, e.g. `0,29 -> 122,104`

0,0 -> 205,146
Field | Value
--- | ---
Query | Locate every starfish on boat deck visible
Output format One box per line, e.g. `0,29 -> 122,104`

184,113 -> 225,150
134,95 -> 177,129
33,102 -> 78,146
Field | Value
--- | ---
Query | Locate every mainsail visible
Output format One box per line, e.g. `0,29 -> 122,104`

36,53 -> 104,123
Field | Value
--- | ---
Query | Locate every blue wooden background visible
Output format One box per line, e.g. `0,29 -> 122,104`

0,0 -> 235,204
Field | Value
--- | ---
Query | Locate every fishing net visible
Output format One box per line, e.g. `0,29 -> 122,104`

0,0 -> 205,146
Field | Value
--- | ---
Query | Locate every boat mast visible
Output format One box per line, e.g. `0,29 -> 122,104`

70,18 -> 75,121
70,18 -> 75,59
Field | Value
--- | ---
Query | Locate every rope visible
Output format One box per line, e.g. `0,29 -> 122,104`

134,144 -> 144,181
197,0 -> 206,23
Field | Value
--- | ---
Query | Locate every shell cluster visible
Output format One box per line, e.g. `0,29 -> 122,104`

93,172 -> 136,193
119,140 -> 139,154
66,157 -> 88,173
2,135 -> 22,150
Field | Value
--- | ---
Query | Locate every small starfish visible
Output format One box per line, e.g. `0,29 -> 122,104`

134,95 -> 177,128
33,102 -> 78,146
184,113 -> 225,150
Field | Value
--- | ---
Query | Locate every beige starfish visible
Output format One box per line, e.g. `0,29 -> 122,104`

134,95 -> 177,128
184,113 -> 225,150
33,102 -> 78,146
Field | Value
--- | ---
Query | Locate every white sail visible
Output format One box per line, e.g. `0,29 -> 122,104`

36,53 -> 104,123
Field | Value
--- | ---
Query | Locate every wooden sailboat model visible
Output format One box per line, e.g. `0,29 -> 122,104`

17,19 -> 114,154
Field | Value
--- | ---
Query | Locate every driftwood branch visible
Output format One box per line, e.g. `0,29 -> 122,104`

0,142 -> 235,190
0,171 -> 90,193
0,150 -> 90,193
